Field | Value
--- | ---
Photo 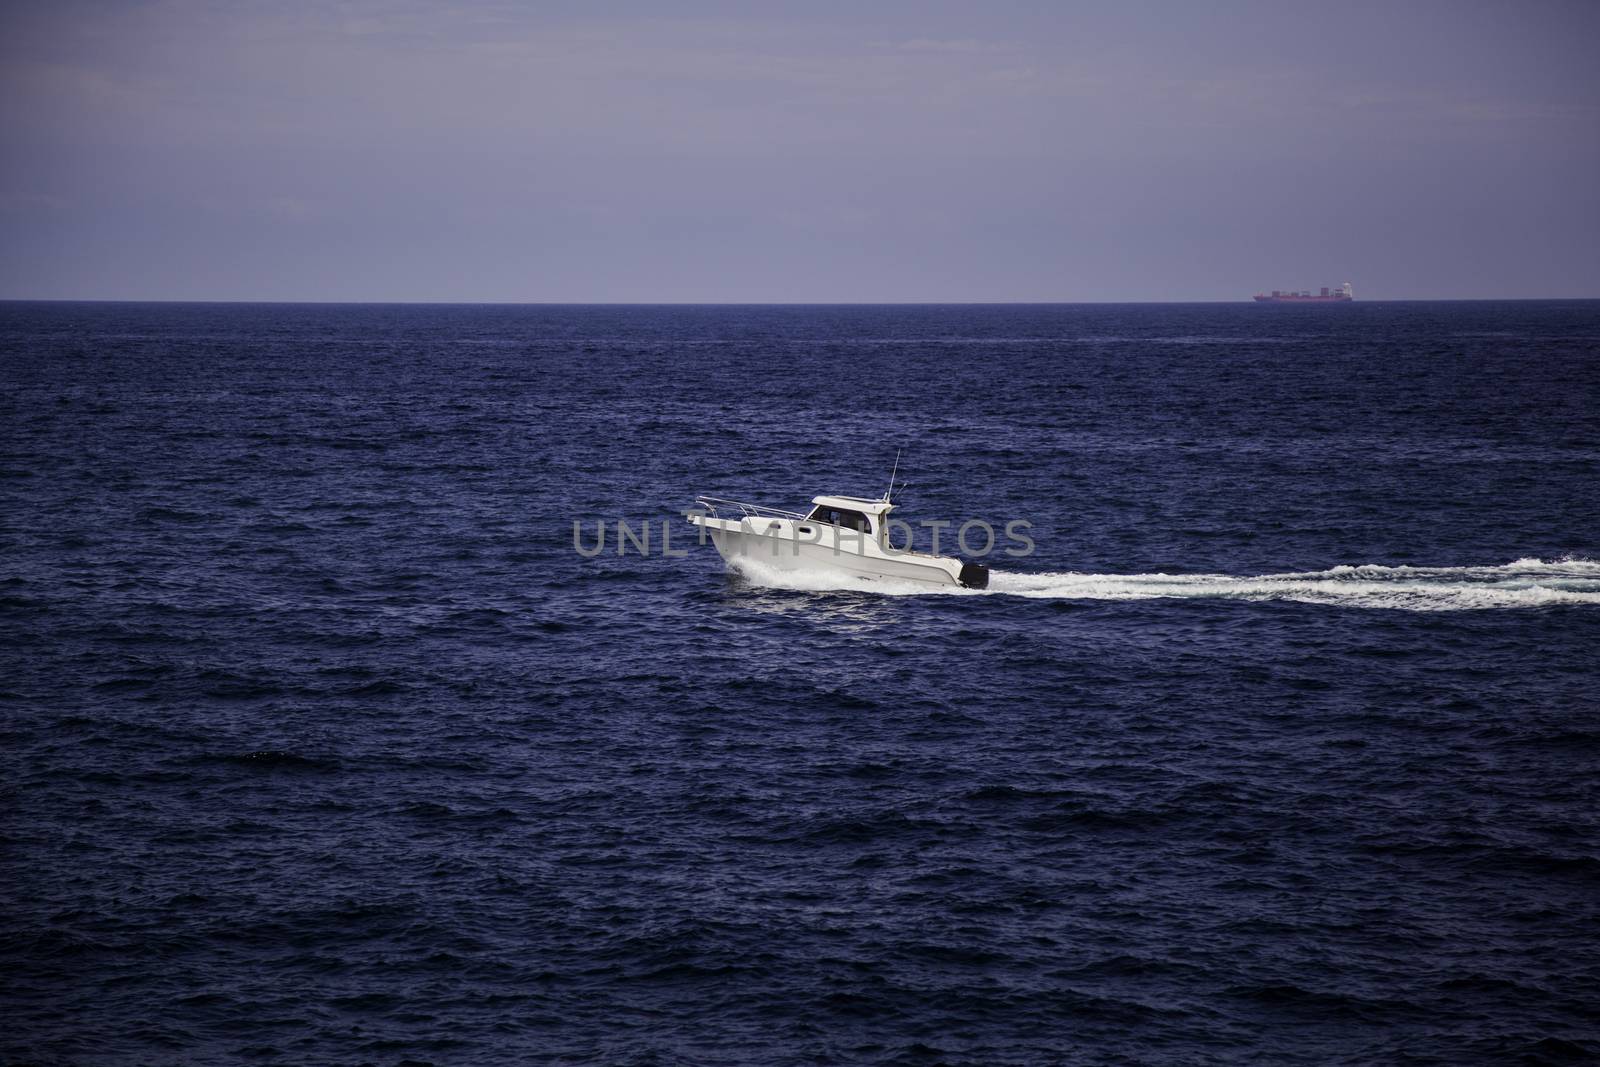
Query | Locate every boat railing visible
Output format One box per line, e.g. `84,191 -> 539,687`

692,496 -> 808,521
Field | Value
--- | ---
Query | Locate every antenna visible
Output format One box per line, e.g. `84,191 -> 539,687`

884,449 -> 901,503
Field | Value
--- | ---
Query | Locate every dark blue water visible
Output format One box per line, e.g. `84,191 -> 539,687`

3,301 -> 1599,1066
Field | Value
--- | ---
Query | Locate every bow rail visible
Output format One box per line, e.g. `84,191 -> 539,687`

691,496 -> 808,521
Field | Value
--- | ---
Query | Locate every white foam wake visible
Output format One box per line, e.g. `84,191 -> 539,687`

727,557 -> 1600,611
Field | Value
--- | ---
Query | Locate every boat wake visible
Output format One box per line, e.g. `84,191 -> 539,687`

727,557 -> 1600,611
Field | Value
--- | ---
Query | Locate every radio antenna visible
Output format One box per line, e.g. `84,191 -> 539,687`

884,449 -> 901,503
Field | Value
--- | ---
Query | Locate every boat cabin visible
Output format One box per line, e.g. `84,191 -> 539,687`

804,495 -> 894,537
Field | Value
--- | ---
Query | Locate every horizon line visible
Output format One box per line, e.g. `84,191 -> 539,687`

4,297 -> 1598,307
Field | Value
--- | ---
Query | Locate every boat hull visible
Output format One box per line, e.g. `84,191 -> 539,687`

689,515 -> 971,587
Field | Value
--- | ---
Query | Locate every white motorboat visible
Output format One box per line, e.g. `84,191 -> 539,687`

686,491 -> 990,589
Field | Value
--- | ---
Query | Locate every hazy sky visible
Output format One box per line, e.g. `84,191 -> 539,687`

2,1 -> 1597,301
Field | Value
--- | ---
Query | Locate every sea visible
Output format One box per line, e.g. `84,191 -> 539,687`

2,300 -> 1598,1066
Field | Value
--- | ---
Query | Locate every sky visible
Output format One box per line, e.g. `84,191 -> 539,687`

1,0 -> 1597,302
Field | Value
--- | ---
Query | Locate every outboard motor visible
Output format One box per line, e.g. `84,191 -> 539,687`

958,561 -> 990,589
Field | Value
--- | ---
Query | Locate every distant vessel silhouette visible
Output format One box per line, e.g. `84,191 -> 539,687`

1254,282 -> 1354,303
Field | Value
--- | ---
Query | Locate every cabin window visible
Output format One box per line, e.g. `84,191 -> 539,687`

806,506 -> 872,534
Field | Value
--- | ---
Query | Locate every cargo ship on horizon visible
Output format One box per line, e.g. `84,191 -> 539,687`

1254,282 -> 1354,303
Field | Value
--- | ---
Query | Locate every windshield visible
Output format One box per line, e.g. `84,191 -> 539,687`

806,505 -> 872,533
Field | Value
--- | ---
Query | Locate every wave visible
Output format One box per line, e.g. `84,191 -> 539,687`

727,557 -> 1600,611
